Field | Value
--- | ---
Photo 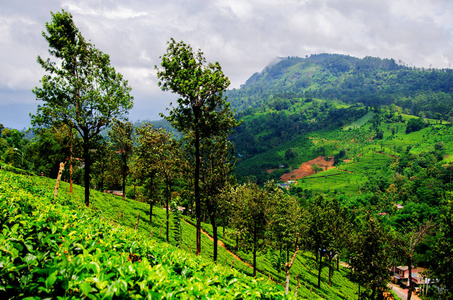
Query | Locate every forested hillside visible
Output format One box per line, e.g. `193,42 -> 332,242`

227,54 -> 453,183
228,54 -> 453,117
2,22 -> 453,299
219,54 -> 453,300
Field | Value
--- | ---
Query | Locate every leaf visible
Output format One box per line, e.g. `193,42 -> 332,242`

10,223 -> 20,234
45,272 -> 57,290
89,262 -> 100,274
24,253 -> 37,265
80,281 -> 93,296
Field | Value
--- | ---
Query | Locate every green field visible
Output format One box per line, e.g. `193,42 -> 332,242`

289,113 -> 453,196
0,168 -> 359,299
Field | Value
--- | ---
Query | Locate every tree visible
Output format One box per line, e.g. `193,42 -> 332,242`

429,200 -> 453,299
230,182 -> 272,277
108,119 -> 134,200
156,38 -> 236,255
91,137 -> 118,192
200,133 -> 237,261
348,213 -> 393,300
134,123 -> 166,227
31,10 -> 133,207
305,196 -> 341,289
394,222 -> 434,300
26,124 -> 81,179
267,187 -> 303,294
405,117 -> 426,134
157,132 -> 180,243
311,164 -> 323,174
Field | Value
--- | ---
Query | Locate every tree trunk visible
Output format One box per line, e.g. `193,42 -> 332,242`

54,162 -> 65,201
211,215 -> 218,262
328,255 -> 333,287
83,134 -> 91,207
337,255 -> 339,271
149,180 -> 154,226
222,218 -> 226,240
285,233 -> 299,295
253,226 -> 257,277
206,197 -> 218,262
149,200 -> 154,226
317,252 -> 323,288
122,169 -> 126,201
69,126 -> 73,194
166,182 -> 170,243
407,257 -> 413,300
194,126 -> 201,256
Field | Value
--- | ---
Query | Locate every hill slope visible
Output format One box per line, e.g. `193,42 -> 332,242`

0,169 -> 360,299
226,54 -> 453,183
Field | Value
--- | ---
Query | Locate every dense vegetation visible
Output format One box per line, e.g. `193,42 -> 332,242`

227,54 -> 453,184
0,170 -> 288,299
227,54 -> 453,119
1,13 -> 453,298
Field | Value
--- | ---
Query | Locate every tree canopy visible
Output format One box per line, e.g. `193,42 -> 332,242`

156,38 -> 237,256
31,10 -> 133,206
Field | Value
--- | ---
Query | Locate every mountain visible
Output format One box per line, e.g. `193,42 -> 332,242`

227,53 -> 453,115
226,54 -> 453,183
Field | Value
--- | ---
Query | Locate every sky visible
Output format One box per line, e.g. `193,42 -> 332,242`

1,0 -> 453,129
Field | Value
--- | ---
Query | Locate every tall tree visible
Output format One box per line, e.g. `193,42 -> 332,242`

348,213 -> 393,300
394,222 -> 434,300
31,10 -> 133,207
158,131 -> 180,243
156,38 -> 236,255
267,187 -> 303,294
200,134 -> 236,261
230,181 -> 272,277
429,200 -> 453,299
134,123 -> 165,227
306,196 -> 338,289
108,119 -> 134,200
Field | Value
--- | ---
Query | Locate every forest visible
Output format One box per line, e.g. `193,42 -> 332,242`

1,10 -> 453,300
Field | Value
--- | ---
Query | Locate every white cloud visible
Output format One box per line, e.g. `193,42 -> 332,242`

1,0 -> 452,128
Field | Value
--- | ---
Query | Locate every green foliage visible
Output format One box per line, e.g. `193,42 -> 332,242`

229,182 -> 272,277
348,214 -> 393,299
0,170 -> 289,299
429,199 -> 453,299
31,10 -> 133,207
228,54 -> 453,121
108,119 -> 133,200
156,38 -> 238,256
405,117 -> 426,133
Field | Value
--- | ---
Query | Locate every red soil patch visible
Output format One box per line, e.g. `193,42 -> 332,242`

280,156 -> 335,182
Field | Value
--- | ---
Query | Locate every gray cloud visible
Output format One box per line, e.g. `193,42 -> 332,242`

1,0 -> 452,128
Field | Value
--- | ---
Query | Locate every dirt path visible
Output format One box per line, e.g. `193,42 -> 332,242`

201,227 -> 254,269
182,219 -> 253,270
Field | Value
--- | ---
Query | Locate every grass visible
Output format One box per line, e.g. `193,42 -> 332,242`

0,170 -> 289,299
20,171 -> 360,299
289,111 -> 453,196
343,111 -> 375,130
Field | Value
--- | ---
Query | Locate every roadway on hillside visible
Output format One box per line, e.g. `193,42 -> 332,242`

387,283 -> 421,300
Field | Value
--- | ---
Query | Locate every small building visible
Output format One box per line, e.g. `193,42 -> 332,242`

393,203 -> 404,210
391,266 -> 431,289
